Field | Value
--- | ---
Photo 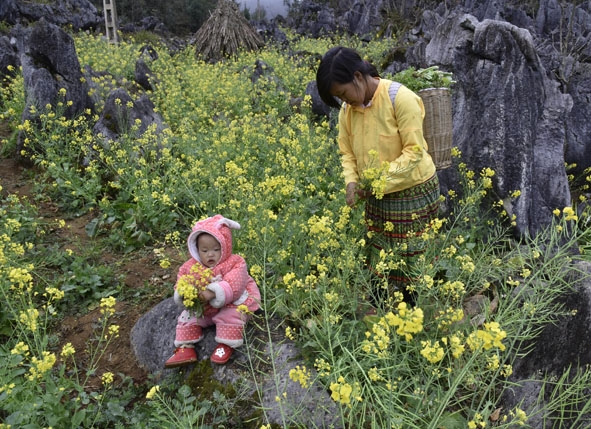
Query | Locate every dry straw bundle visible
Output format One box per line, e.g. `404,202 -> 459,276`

194,0 -> 264,62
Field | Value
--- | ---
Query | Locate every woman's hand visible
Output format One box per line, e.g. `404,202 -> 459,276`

346,182 -> 368,206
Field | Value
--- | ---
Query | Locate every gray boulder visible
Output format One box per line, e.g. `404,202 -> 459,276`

0,0 -> 101,31
93,88 -> 166,143
134,58 -> 156,91
306,80 -> 331,119
422,14 -> 573,236
340,1 -> 385,37
501,262 -> 591,428
130,298 -> 340,428
120,16 -> 170,36
0,35 -> 18,79
287,1 -> 339,38
15,19 -> 93,164
564,62 -> 591,178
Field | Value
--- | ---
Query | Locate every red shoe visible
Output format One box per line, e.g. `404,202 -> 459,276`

164,347 -> 197,368
210,343 -> 233,364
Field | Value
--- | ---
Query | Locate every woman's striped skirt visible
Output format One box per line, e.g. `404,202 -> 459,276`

365,174 -> 440,289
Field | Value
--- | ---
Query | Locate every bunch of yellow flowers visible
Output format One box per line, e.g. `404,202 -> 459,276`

176,265 -> 214,317
360,151 -> 390,200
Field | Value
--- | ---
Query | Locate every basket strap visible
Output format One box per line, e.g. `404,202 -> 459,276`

388,81 -> 402,114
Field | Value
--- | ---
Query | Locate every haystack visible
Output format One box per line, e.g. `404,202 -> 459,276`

194,0 -> 264,62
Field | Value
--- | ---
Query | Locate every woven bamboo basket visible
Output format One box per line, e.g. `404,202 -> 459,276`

418,88 -> 453,170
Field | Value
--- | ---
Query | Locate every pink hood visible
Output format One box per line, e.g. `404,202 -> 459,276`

187,215 -> 240,267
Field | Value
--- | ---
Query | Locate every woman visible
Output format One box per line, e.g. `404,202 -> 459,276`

316,46 -> 440,304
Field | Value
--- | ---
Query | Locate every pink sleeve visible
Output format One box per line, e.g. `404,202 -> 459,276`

218,256 -> 251,303
174,260 -> 195,290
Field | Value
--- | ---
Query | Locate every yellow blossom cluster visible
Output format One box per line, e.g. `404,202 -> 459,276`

101,371 -> 114,385
442,244 -> 457,258
176,264 -> 214,316
436,307 -> 464,330
420,340 -> 445,363
11,341 -> 30,357
108,324 -> 120,338
468,412 -> 486,428
19,308 -> 39,332
442,335 -> 465,359
329,376 -> 361,407
44,286 -> 65,302
305,215 -> 340,251
361,302 -> 424,356
60,342 -> 76,358
146,385 -> 160,400
289,365 -> 311,388
258,175 -> 296,202
439,279 -> 466,300
285,326 -> 297,341
249,264 -> 263,283
362,319 -> 391,356
99,296 -> 117,316
361,162 -> 389,200
480,167 -> 495,189
553,206 -> 578,222
8,266 -> 34,292
373,248 -> 406,275
314,358 -> 331,378
509,407 -> 527,425
28,351 -> 57,381
467,321 -> 507,351
455,254 -> 475,273
385,302 -> 424,341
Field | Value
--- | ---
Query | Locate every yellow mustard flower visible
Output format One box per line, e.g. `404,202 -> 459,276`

146,385 -> 160,399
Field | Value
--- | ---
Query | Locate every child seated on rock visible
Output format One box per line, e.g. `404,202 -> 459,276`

165,215 -> 260,367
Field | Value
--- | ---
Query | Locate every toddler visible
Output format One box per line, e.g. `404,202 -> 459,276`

165,215 -> 260,367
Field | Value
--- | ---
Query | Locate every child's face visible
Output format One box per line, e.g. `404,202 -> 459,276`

197,233 -> 221,268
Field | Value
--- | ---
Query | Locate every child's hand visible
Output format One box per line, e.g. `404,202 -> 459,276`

173,290 -> 185,308
198,289 -> 215,303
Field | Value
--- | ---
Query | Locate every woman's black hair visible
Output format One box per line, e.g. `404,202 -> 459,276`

316,46 -> 380,109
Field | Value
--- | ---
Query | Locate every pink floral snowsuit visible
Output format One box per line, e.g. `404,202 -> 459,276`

173,215 -> 260,348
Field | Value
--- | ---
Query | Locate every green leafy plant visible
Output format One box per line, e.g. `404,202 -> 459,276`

391,66 -> 456,92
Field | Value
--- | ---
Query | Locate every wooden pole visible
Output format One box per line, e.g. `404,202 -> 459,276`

103,0 -> 119,44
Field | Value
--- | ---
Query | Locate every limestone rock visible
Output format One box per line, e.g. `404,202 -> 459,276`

0,36 -> 18,79
93,88 -> 166,143
135,58 -> 156,91
0,0 -> 101,31
501,261 -> 591,428
306,80 -> 331,119
14,19 -> 93,164
130,298 -> 340,428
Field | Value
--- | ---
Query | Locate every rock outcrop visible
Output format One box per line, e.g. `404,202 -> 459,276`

130,298 -> 340,428
0,35 -> 18,79
14,19 -> 93,164
93,88 -> 165,143
433,15 -> 572,236
0,0 -> 101,31
501,261 -> 591,429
